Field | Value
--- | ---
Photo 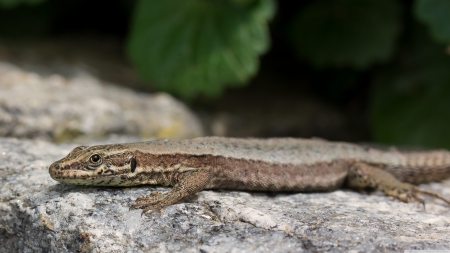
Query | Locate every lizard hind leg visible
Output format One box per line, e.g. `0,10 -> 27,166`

347,162 -> 450,206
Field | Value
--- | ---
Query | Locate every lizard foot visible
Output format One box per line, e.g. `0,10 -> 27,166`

129,191 -> 183,215
133,191 -> 162,203
388,183 -> 425,206
348,162 -> 450,207
387,183 -> 450,208
410,185 -> 450,205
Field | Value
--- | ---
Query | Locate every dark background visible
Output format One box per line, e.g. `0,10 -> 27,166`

1,0 -> 449,148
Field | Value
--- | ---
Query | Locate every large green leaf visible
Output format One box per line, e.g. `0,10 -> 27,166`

414,0 -> 450,44
370,24 -> 450,149
127,0 -> 275,98
290,0 -> 401,68
0,0 -> 46,8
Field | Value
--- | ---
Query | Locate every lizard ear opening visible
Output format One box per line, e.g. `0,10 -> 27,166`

130,158 -> 137,173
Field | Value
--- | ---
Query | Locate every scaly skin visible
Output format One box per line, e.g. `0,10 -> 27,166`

49,137 -> 450,214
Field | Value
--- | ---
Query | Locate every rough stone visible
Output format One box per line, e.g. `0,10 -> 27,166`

0,62 -> 203,142
1,137 -> 450,252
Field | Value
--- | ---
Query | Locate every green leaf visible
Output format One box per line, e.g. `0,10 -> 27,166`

127,0 -> 275,98
370,24 -> 450,149
290,0 -> 401,68
414,0 -> 450,44
0,0 -> 46,9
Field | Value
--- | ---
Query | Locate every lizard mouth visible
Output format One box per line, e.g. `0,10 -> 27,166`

49,162 -> 97,182
49,170 -> 123,186
49,168 -> 93,182
49,162 -> 133,186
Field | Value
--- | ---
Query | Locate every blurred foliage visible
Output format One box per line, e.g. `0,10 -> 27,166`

371,23 -> 450,149
0,0 -> 45,9
0,1 -> 55,36
415,0 -> 450,44
1,0 -> 450,147
127,0 -> 274,98
290,0 -> 400,68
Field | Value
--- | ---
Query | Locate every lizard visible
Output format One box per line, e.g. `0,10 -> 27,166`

48,137 -> 450,214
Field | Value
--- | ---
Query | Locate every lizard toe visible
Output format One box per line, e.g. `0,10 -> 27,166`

129,191 -> 173,212
395,190 -> 424,205
130,199 -> 162,210
134,191 -> 162,202
132,191 -> 165,207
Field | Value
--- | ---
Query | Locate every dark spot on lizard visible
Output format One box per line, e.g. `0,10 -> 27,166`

131,158 -> 137,173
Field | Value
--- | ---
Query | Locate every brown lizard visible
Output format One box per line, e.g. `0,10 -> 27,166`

48,137 -> 450,214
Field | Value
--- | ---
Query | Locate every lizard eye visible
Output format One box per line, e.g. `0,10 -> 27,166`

89,154 -> 102,166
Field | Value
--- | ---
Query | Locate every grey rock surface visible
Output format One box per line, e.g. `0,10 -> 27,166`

1,137 -> 450,253
0,62 -> 203,142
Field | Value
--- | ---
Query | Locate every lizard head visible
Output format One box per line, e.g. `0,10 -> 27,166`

49,144 -> 137,186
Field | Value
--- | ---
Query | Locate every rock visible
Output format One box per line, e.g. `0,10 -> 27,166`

0,62 -> 203,142
1,137 -> 450,252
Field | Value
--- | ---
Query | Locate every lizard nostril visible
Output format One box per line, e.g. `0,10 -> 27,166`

49,163 -> 60,179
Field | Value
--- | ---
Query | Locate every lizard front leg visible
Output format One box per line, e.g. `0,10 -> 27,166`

130,168 -> 212,215
347,162 -> 450,206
